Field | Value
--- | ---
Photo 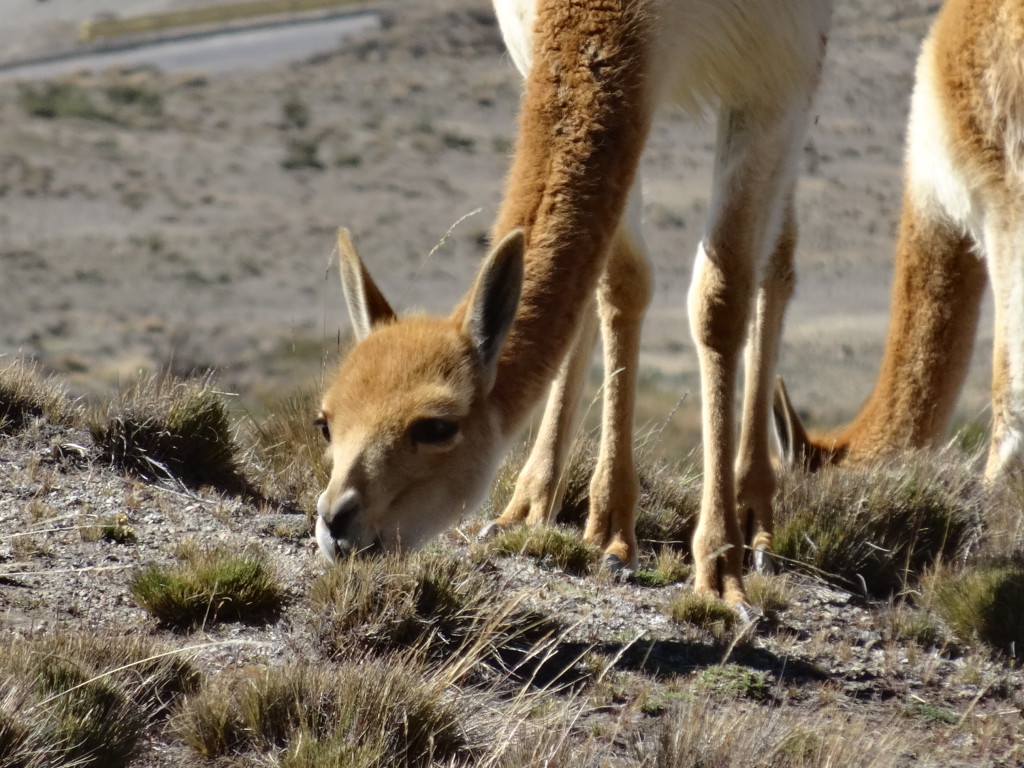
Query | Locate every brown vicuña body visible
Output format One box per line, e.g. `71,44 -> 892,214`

775,0 -> 1024,481
316,0 -> 832,605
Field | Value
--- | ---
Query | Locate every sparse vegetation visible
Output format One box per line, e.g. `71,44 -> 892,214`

0,634 -> 199,768
490,524 -> 598,575
309,550 -> 560,672
18,81 -> 112,121
773,455 -> 979,597
90,373 -> 243,491
281,136 -> 325,170
926,558 -> 1024,652
131,543 -> 284,629
668,592 -> 737,635
0,357 -> 77,432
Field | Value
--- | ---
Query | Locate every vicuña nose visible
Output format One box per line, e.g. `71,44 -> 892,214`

318,488 -> 361,540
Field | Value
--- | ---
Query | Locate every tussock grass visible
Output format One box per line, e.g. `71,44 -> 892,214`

241,389 -> 328,512
490,525 -> 598,575
131,543 -> 285,630
644,698 -> 916,768
310,550 -> 559,670
693,665 -> 771,702
774,454 -> 980,597
668,593 -> 736,636
0,634 -> 199,768
179,655 -> 577,768
90,373 -> 243,491
0,357 -> 77,432
925,557 -> 1024,653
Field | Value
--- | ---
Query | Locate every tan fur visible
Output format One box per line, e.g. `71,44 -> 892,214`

775,0 -> 1024,481
317,0 -> 831,606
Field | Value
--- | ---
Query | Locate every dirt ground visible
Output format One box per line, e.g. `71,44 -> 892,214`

0,0 -> 994,440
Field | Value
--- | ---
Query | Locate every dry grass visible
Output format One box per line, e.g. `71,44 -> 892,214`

0,633 -> 199,768
240,388 -> 329,512
773,453 -> 981,597
0,356 -> 78,433
90,373 -> 244,492
309,550 -> 560,675
642,698 -> 919,768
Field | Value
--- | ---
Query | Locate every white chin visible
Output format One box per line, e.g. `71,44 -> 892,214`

315,517 -> 350,562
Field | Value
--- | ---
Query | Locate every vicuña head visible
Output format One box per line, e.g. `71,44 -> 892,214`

314,228 -> 524,560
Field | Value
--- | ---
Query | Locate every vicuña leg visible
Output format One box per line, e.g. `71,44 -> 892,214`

689,106 -> 808,604
494,301 -> 598,529
584,186 -> 652,568
984,216 -> 1024,480
736,199 -> 797,572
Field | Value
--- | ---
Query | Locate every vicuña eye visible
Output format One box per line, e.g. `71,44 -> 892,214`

313,415 -> 330,442
409,418 -> 459,446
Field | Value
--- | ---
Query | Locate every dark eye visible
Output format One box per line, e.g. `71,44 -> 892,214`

313,415 -> 330,442
409,418 -> 459,446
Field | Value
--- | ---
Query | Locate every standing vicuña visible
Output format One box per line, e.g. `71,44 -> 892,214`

774,0 -> 1024,482
315,0 -> 832,606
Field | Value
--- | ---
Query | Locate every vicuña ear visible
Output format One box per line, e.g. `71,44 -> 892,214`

772,376 -> 813,469
337,228 -> 397,340
462,228 -> 524,391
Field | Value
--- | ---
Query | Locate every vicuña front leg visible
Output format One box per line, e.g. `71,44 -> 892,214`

584,190 -> 651,569
736,200 -> 797,573
492,302 -> 598,530
689,105 -> 810,604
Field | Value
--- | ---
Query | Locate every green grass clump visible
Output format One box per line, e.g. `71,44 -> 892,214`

0,634 -> 199,768
693,665 -> 771,702
176,660 -> 471,766
774,456 -> 979,597
0,357 -> 77,432
91,373 -> 243,491
927,558 -> 1024,652
131,544 -> 285,630
634,547 -> 691,587
490,525 -> 598,575
18,81 -> 111,121
310,551 -> 558,669
668,592 -> 737,635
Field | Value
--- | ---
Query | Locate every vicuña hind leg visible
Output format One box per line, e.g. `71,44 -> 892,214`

492,302 -> 598,529
584,187 -> 652,569
983,217 -> 1024,480
736,199 -> 797,572
689,105 -> 809,605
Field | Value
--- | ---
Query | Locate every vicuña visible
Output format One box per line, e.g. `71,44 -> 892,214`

315,0 -> 832,606
774,0 -> 1023,482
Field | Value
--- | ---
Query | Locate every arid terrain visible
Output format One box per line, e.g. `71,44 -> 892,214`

1,3 -> 1022,767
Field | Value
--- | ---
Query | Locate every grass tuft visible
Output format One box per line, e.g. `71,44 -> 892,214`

926,557 -> 1024,653
693,664 -> 771,702
130,544 -> 285,630
0,634 -> 199,768
668,592 -> 736,636
309,550 -> 560,677
774,455 -> 980,597
0,357 -> 77,432
176,659 -> 471,766
490,525 -> 598,575
90,373 -> 243,491
241,389 -> 328,513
